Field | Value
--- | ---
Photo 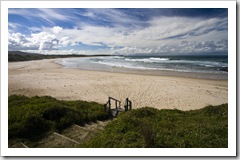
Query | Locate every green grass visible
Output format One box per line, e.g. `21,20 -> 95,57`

79,104 -> 228,148
9,95 -> 111,140
9,95 -> 228,148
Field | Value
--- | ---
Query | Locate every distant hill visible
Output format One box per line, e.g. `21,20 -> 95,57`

8,51 -> 39,55
8,51 -> 111,62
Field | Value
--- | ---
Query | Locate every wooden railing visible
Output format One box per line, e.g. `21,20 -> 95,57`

104,97 -> 132,114
124,98 -> 132,111
104,97 -> 121,111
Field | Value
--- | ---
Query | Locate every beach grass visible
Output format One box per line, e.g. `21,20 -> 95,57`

8,95 -> 227,148
8,95 -> 111,141
79,104 -> 228,148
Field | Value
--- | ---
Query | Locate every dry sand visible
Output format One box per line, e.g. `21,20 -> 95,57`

8,59 -> 228,111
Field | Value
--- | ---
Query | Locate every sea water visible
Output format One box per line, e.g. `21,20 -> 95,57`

57,54 -> 228,79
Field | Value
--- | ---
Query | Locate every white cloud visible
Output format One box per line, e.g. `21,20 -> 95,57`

29,32 -> 57,50
8,32 -> 38,50
8,8 -> 74,26
23,49 -> 88,55
8,16 -> 227,54
52,26 -> 62,34
59,37 -> 71,46
110,39 -> 227,55
83,8 -> 143,27
9,30 -> 58,50
39,41 -> 53,50
8,22 -> 22,31
38,9 -> 69,21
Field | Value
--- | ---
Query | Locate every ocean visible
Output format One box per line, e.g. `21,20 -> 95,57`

57,54 -> 228,79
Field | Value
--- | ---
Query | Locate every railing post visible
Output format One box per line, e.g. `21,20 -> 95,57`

109,97 -> 111,110
129,101 -> 132,110
126,98 -> 129,111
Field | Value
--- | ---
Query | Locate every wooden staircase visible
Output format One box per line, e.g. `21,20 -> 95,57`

9,120 -> 111,148
104,97 -> 132,117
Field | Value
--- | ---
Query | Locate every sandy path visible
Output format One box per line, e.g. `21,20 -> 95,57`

8,59 -> 228,111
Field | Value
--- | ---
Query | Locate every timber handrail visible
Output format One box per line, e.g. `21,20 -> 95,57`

124,98 -> 132,111
104,97 -> 132,115
104,97 -> 121,111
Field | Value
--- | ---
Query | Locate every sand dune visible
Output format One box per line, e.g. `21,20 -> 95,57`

8,59 -> 228,111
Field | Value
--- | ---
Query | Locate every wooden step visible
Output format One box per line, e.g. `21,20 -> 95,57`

13,120 -> 112,148
60,125 -> 90,143
36,132 -> 78,148
9,142 -> 29,148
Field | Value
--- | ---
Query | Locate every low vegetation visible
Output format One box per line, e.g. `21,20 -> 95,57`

8,51 -> 111,62
9,95 -> 111,141
9,95 -> 228,148
80,104 -> 228,148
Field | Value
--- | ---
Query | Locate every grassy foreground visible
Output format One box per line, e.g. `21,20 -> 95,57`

9,95 -> 111,141
79,104 -> 228,148
9,95 -> 227,148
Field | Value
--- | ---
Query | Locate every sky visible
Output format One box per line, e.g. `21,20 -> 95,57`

8,8 -> 228,55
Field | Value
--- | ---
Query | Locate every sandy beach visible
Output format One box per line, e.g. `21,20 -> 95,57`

8,59 -> 228,111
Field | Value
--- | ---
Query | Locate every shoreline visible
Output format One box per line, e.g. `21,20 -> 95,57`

55,57 -> 228,80
54,60 -> 227,82
8,59 -> 228,111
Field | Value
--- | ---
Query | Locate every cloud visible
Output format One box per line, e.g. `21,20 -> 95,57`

52,26 -> 63,34
37,8 -> 69,21
8,9 -> 228,55
83,9 -> 144,27
22,49 -> 90,55
8,8 -> 75,26
8,32 -> 38,50
8,22 -> 22,30
9,30 -> 58,50
110,39 -> 227,55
